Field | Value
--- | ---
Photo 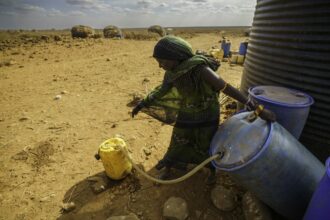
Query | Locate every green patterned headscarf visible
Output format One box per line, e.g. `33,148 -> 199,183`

153,35 -> 219,82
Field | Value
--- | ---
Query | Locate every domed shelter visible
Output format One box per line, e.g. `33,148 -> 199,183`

103,25 -> 123,39
71,25 -> 95,38
148,25 -> 166,37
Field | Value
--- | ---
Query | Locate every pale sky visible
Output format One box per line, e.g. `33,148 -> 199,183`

0,0 -> 256,29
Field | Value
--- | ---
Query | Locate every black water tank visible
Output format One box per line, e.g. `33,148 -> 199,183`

241,0 -> 330,160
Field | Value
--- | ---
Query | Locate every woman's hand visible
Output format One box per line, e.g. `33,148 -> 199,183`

259,108 -> 276,122
131,101 -> 145,118
246,99 -> 276,122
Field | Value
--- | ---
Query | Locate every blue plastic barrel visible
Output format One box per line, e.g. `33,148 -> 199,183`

238,42 -> 248,56
210,112 -> 325,220
248,86 -> 314,139
221,40 -> 231,57
304,157 -> 330,220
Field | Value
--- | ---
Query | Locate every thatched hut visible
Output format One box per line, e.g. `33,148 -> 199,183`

148,25 -> 166,37
71,25 -> 95,38
103,25 -> 123,39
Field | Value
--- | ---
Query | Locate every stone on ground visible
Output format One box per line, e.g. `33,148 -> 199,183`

107,213 -> 139,220
242,191 -> 272,220
211,185 -> 237,211
163,197 -> 188,220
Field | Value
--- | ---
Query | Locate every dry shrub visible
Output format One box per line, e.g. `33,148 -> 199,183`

54,35 -> 62,41
91,33 -> 102,39
123,31 -> 159,41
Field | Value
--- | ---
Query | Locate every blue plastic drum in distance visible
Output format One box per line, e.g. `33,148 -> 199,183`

248,86 -> 314,139
304,157 -> 330,220
238,42 -> 248,56
221,40 -> 231,57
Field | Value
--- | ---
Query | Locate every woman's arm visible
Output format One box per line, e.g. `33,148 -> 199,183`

200,66 -> 248,104
200,66 -> 276,121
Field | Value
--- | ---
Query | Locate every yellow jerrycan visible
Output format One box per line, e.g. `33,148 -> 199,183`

97,137 -> 132,180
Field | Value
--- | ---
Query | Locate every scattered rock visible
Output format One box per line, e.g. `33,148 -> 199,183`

242,191 -> 272,220
142,78 -> 150,83
211,186 -> 237,211
54,95 -> 62,100
11,150 -> 29,160
92,182 -> 106,193
19,117 -> 29,121
107,213 -> 139,220
40,196 -> 50,202
3,60 -> 16,66
163,197 -> 189,220
61,202 -> 76,212
143,148 -> 151,156
28,141 -> 55,169
61,90 -> 69,94
89,175 -> 109,194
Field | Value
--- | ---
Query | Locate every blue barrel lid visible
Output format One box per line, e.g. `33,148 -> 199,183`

210,112 -> 271,171
249,86 -> 314,107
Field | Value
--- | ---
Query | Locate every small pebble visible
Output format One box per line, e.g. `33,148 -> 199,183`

40,196 -> 50,202
61,202 -> 76,212
19,117 -> 29,121
54,95 -> 62,100
163,197 -> 188,220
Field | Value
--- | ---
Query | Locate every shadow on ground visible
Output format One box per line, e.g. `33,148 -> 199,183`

57,165 -> 251,220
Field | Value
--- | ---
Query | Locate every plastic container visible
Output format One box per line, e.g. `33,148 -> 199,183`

239,41 -> 248,55
303,157 -> 330,220
208,48 -> 224,60
210,112 -> 325,220
230,54 -> 238,64
237,55 -> 245,64
98,137 -> 132,180
248,85 -> 314,139
221,39 -> 231,57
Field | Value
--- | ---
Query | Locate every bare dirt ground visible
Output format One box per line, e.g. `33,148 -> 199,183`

0,30 -> 249,220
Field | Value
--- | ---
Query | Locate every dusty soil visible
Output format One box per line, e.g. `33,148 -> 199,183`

0,31 -> 249,220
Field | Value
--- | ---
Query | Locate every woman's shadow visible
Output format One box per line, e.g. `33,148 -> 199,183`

57,164 -> 250,220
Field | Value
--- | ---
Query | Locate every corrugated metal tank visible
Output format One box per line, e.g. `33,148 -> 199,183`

241,0 -> 330,160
